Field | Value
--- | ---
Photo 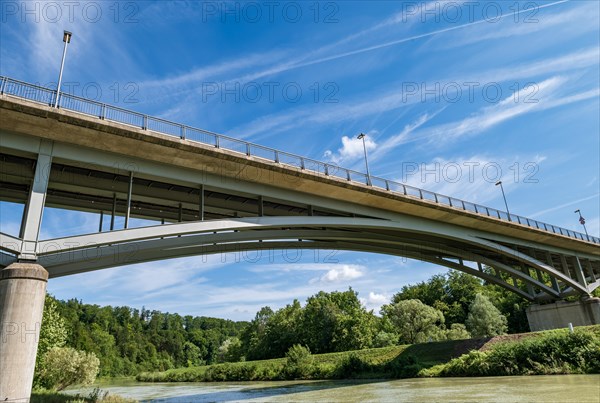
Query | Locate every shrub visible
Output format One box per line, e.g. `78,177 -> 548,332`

38,347 -> 100,391
284,344 -> 313,379
445,323 -> 471,340
335,352 -> 369,378
385,354 -> 423,378
438,329 -> 600,376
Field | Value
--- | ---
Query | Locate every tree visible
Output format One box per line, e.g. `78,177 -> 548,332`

392,271 -> 485,327
183,341 -> 203,367
373,331 -> 398,347
217,337 -> 243,363
38,295 -> 68,356
240,306 -> 274,360
262,300 -> 303,358
38,347 -> 100,391
301,289 -> 376,353
445,323 -> 471,340
34,295 -> 69,389
381,299 -> 445,344
466,293 -> 508,337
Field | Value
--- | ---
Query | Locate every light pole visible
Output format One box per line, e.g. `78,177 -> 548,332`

54,30 -> 72,108
495,181 -> 510,217
574,209 -> 589,237
357,133 -> 371,186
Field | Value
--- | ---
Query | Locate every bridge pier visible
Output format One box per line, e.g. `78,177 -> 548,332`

0,263 -> 48,403
526,297 -> 600,331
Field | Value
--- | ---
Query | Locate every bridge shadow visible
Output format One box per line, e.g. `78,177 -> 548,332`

143,379 -> 386,402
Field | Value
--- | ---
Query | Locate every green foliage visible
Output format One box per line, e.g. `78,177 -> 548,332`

384,354 -> 423,378
240,289 -> 376,360
381,299 -> 445,344
392,271 -> 484,327
301,289 -> 376,354
433,328 -> 600,376
47,296 -> 247,377
391,270 -> 531,333
38,347 -> 100,391
335,352 -> 369,378
373,331 -> 399,347
217,337 -> 243,363
139,326 -> 600,382
284,344 -> 313,378
38,296 -> 69,356
445,323 -> 471,340
466,294 -> 508,337
34,295 -> 69,389
31,389 -> 136,403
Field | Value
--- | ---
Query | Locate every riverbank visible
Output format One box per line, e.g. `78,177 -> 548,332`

31,389 -> 136,403
137,325 -> 600,382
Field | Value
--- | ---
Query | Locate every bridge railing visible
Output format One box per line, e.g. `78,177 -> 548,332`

1,75 -> 598,244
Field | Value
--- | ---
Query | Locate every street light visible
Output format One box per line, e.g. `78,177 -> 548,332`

357,133 -> 371,186
495,181 -> 510,217
54,30 -> 72,108
574,209 -> 589,237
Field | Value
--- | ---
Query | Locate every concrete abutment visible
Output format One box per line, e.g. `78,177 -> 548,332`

0,263 -> 48,403
526,297 -> 600,331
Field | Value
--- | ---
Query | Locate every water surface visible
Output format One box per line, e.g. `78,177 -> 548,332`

68,375 -> 600,402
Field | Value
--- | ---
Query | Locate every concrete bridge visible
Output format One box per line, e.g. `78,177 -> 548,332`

1,76 -> 599,401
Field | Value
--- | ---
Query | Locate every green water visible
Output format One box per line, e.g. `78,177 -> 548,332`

67,375 -> 600,402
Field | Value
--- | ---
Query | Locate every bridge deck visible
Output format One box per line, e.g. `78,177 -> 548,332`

0,86 -> 597,257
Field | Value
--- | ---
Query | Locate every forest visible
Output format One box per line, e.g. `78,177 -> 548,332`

39,269 -> 534,381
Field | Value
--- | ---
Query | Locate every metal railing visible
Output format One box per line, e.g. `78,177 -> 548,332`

1,75 -> 598,244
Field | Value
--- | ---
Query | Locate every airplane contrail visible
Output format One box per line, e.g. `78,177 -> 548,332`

289,0 -> 571,71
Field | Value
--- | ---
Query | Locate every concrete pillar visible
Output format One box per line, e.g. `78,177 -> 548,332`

526,298 -> 600,331
0,263 -> 48,403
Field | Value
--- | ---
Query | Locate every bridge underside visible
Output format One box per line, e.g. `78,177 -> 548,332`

1,142 -> 599,303
2,214 -> 599,302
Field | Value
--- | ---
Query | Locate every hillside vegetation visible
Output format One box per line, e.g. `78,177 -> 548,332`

137,325 -> 600,382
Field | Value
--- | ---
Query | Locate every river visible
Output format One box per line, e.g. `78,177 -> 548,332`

66,375 -> 599,402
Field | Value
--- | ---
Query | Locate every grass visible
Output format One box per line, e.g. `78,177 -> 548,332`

137,325 -> 600,382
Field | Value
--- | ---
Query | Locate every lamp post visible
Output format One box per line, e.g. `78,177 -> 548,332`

574,209 -> 589,237
54,30 -> 72,108
357,133 -> 371,186
495,181 -> 510,217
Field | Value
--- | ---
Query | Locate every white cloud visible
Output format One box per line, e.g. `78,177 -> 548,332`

324,135 -> 377,165
226,46 -> 598,146
310,264 -> 365,284
360,291 -> 391,313
426,1 -> 596,50
528,194 -> 600,219
393,77 -> 599,150
396,154 -> 547,205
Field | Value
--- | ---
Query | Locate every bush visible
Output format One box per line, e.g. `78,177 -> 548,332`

385,354 -> 423,378
445,324 -> 471,340
373,331 -> 398,347
284,344 -> 313,379
335,353 -> 369,378
437,329 -> 600,376
38,347 -> 100,391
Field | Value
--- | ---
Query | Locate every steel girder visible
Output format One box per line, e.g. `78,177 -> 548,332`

2,216 -> 598,301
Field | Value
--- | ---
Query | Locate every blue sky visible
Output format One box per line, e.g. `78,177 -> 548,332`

1,1 -> 598,320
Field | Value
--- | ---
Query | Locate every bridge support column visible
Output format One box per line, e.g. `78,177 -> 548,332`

526,298 -> 600,331
0,263 -> 48,403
